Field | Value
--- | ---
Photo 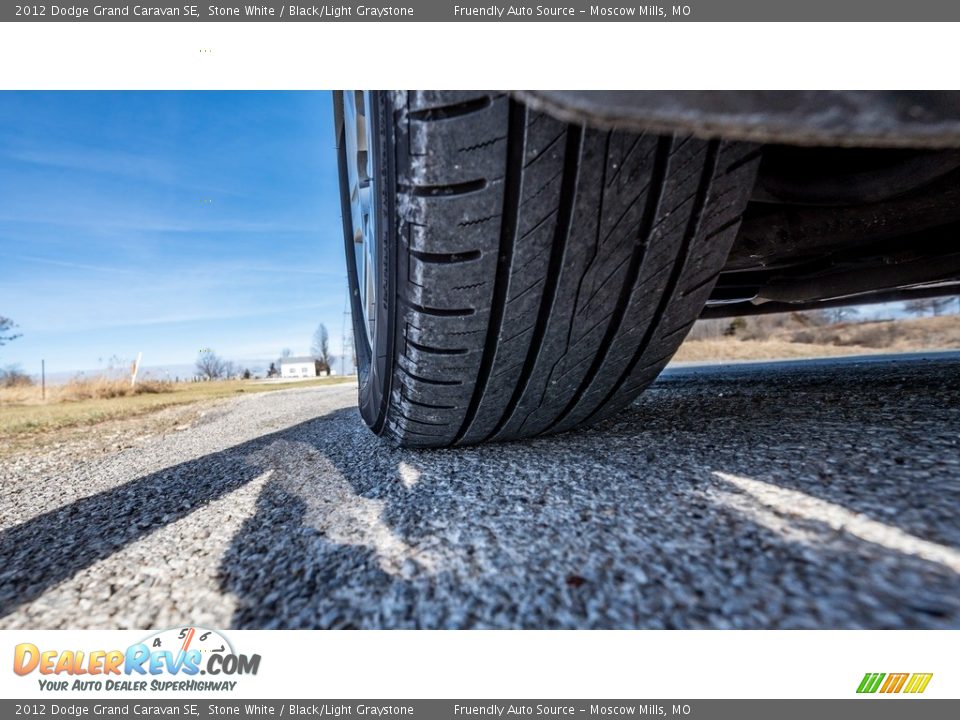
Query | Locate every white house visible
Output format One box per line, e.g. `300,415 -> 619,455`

279,356 -> 321,378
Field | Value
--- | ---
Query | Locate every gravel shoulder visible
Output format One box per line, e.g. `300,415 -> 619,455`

1,354 -> 958,629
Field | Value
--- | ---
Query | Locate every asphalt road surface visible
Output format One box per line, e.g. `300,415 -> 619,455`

2,352 -> 958,629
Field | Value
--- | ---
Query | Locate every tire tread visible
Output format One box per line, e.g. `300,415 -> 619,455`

375,91 -> 760,446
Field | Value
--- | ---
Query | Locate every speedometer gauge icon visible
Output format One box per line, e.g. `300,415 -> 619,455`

140,626 -> 234,658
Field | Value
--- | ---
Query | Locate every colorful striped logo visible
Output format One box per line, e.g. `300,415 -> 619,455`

857,672 -> 933,694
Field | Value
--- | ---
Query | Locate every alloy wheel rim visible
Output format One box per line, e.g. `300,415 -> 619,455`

343,91 -> 378,350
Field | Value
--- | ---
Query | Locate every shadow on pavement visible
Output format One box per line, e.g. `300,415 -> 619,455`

215,358 -> 959,628
0,423 -> 302,618
2,356 -> 958,628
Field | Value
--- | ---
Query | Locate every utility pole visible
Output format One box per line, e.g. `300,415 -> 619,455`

41,359 -> 45,401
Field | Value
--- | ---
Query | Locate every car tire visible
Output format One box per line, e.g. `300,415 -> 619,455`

337,90 -> 761,447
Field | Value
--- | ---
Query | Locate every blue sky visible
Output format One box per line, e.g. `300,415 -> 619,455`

0,91 -> 347,376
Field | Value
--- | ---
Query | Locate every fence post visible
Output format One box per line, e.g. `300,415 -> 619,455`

131,351 -> 142,387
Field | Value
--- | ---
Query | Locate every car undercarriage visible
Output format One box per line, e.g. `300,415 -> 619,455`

519,91 -> 960,319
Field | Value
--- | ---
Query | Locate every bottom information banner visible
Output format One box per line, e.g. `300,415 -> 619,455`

3,630 -> 957,705
1,700 -> 958,720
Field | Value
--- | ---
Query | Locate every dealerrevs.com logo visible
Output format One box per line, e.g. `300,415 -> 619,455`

13,627 -> 260,692
857,673 -> 933,694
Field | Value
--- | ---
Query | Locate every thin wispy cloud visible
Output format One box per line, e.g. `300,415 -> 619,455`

13,255 -> 139,275
72,302 -> 334,331
0,213 -> 317,236
6,146 -> 177,184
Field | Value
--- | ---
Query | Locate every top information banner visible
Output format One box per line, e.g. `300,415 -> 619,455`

7,0 -> 960,22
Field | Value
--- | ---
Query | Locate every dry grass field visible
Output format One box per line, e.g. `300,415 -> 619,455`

2,314 -> 957,455
0,375 -> 353,442
675,314 -> 960,363
784,314 -> 960,349
672,338 -> 878,363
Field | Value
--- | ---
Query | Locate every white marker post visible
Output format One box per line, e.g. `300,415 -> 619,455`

131,351 -> 142,387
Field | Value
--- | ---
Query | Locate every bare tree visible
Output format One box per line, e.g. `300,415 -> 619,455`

799,310 -> 833,326
724,317 -> 747,337
930,297 -> 954,316
281,348 -> 292,358
687,318 -> 729,341
826,306 -> 860,324
196,351 -> 230,380
311,323 -> 331,375
0,364 -> 32,388
0,316 -> 21,347
904,299 -> 935,317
